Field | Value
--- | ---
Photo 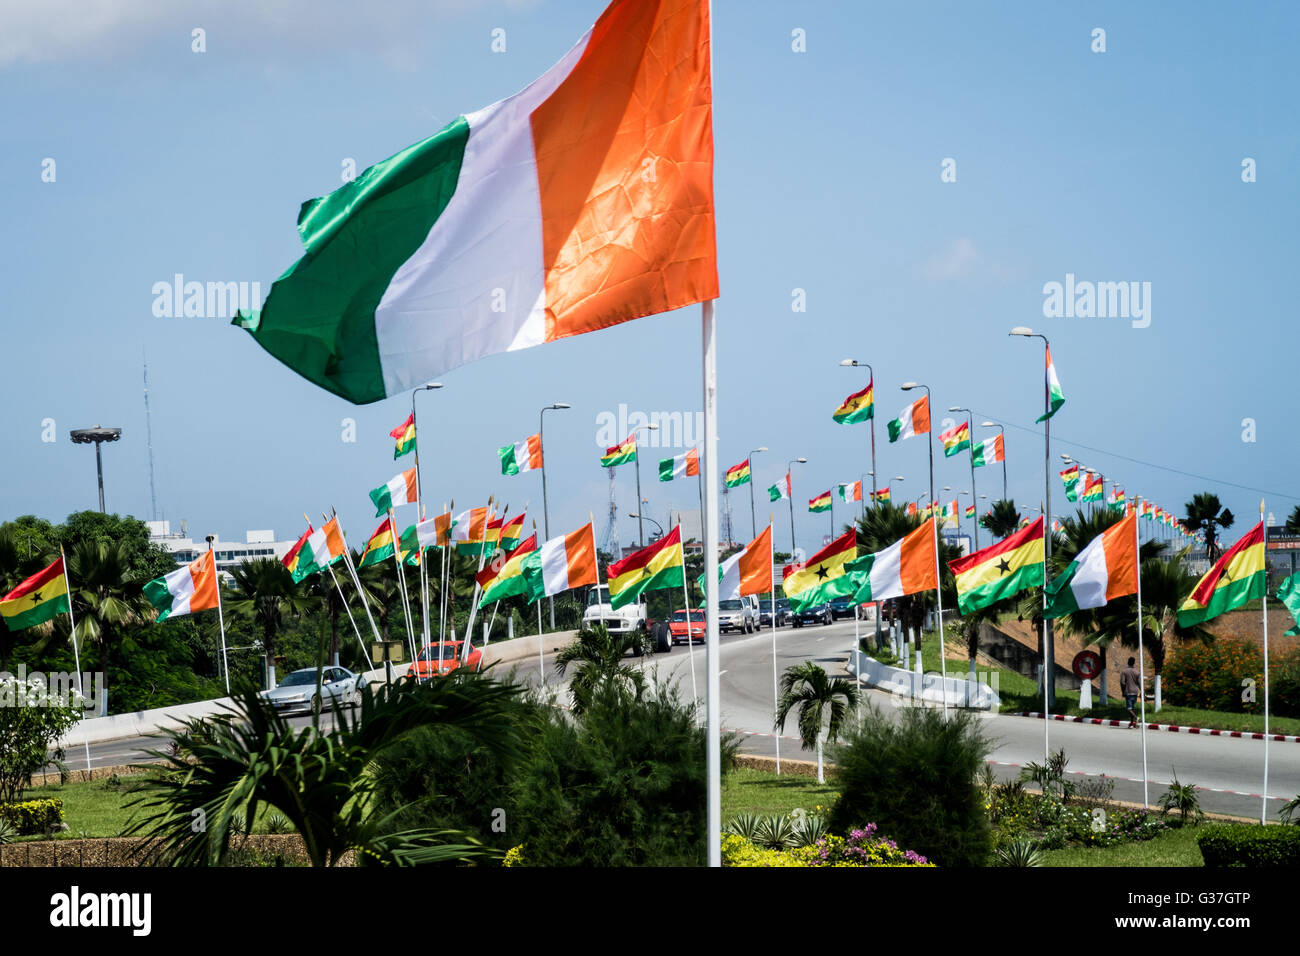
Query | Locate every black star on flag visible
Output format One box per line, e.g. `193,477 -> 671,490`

995,558 -> 1011,576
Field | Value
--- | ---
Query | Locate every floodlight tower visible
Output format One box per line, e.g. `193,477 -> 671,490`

70,426 -> 122,513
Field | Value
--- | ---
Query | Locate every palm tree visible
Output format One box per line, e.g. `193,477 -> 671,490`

125,673 -> 528,866
980,499 -> 1020,541
1184,493 -> 1234,563
775,661 -> 858,783
0,526 -> 46,674
65,539 -> 153,713
1285,506 -> 1300,535
225,558 -> 316,688
857,505 -> 926,646
554,623 -> 652,715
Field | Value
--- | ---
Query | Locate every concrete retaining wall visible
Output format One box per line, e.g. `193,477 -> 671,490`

847,650 -> 1000,709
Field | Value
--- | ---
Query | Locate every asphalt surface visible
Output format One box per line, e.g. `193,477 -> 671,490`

65,618 -> 1299,820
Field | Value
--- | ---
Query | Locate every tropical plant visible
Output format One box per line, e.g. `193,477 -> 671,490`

1280,794 -> 1300,826
775,661 -> 859,783
0,817 -> 16,845
856,504 -> 961,643
125,673 -> 526,866
554,623 -> 652,715
1184,492 -> 1235,563
1020,748 -> 1074,800
1286,506 -> 1300,536
723,812 -> 763,842
980,499 -> 1020,540
225,558 -> 317,687
64,539 -> 154,709
994,839 -> 1045,866
1158,773 -> 1204,826
829,702 -> 994,866
753,813 -> 799,849
0,676 -> 81,804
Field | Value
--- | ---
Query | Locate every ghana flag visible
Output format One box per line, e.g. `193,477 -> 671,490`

601,435 -> 637,467
1081,473 -> 1103,502
358,519 -> 399,568
725,459 -> 751,487
808,490 -> 832,513
949,517 -> 1045,615
873,486 -> 891,503
1060,465 -> 1080,502
608,526 -> 685,609
782,529 -> 857,612
965,504 -> 975,519
480,535 -> 539,605
1177,523 -> 1266,627
0,556 -> 70,631
390,413 -> 416,458
832,381 -> 874,424
939,420 -> 971,457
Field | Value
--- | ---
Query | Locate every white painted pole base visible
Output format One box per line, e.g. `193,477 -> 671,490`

1079,679 -> 1092,710
1154,674 -> 1162,712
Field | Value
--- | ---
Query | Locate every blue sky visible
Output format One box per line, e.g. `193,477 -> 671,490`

2,0 -> 1296,558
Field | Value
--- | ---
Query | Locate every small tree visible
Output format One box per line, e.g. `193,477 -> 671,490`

0,676 -> 82,804
554,624 -> 652,715
980,499 -> 1020,541
775,661 -> 858,783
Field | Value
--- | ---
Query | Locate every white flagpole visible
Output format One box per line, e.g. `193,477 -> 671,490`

327,562 -> 372,670
929,516 -> 948,716
441,500 -> 452,641
207,544 -> 230,695
1134,500 -> 1149,808
333,510 -> 384,650
59,547 -> 93,775
702,297 -> 721,867
1261,502 -> 1271,824
461,499 -> 497,662
676,518 -> 699,706
769,518 -> 781,774
536,594 -> 546,687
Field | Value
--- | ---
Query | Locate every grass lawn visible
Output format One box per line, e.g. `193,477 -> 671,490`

863,630 -> 1300,736
721,768 -> 839,820
1039,823 -> 1206,867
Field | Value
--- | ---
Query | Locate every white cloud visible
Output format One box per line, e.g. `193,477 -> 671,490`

915,237 -> 1020,282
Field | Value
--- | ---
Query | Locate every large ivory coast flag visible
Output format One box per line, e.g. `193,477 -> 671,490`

887,396 -> 930,443
234,0 -> 717,404
1177,523 -> 1266,628
939,420 -> 971,457
370,468 -> 419,516
659,448 -> 700,481
832,381 -> 873,424
608,526 -> 685,609
725,459 -> 751,488
972,434 -> 1004,468
782,529 -> 857,612
452,507 -> 491,554
601,435 -> 637,467
843,518 -> 939,604
838,480 -> 862,504
416,512 -> 454,550
143,551 -> 220,622
703,525 -> 773,599
391,413 -> 416,459
1060,464 -> 1080,502
480,535 -> 539,605
0,556 -> 70,631
1036,345 -> 1066,423
950,517 -> 1045,616
296,517 -> 347,579
1044,513 -> 1137,619
500,434 -> 543,476
768,472 -> 791,502
523,523 -> 599,601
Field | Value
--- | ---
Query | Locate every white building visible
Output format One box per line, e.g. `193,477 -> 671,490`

147,520 -> 298,576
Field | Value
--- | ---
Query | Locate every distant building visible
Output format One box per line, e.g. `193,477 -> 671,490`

147,520 -> 298,576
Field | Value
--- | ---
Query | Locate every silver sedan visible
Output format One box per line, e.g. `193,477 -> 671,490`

259,666 -> 367,716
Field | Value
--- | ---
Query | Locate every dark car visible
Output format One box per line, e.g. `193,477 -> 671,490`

828,597 -> 854,620
791,603 -> 832,627
760,598 -> 790,627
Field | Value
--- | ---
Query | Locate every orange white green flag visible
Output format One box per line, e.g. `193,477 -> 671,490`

1043,513 -> 1138,619
234,0 -> 717,404
842,519 -> 938,605
887,396 -> 930,443
500,434 -> 543,476
369,468 -> 419,516
143,550 -> 220,622
523,523 -> 599,601
659,448 -> 700,481
1036,345 -> 1066,422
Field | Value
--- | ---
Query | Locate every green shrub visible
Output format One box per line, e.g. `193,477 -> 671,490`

1162,638 -> 1264,714
829,704 -> 993,866
1197,824 -> 1300,867
0,677 -> 82,804
0,797 -> 64,835
509,682 -> 738,866
994,839 -> 1044,866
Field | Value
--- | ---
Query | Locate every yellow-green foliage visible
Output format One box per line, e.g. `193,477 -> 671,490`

721,830 -> 934,867
502,844 -> 525,867
0,798 -> 64,835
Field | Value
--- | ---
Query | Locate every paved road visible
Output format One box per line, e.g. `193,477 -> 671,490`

66,619 -> 1299,820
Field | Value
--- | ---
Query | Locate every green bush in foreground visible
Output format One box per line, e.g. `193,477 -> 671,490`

0,797 -> 64,835
1197,824 -> 1300,867
829,704 -> 993,866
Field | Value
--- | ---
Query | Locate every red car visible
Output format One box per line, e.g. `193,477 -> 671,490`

409,640 -> 482,679
667,609 -> 706,646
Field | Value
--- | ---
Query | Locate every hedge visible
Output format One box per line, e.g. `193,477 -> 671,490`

0,798 -> 64,835
1197,824 -> 1300,867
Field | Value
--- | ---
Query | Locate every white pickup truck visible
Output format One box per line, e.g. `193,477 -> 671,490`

582,585 -> 662,651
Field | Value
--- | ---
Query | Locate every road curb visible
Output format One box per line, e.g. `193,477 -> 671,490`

1012,710 -> 1300,743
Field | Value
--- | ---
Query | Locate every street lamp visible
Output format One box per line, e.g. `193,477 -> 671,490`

1010,326 -> 1057,715
70,426 -> 122,512
629,512 -> 664,539
840,359 -> 878,505
980,420 -> 1008,501
540,402 -> 570,628
787,457 -> 807,557
950,405 -> 980,549
631,423 -> 660,547
748,446 -> 769,540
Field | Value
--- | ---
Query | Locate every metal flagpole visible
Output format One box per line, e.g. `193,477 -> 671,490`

1134,500 -> 1149,807
207,542 -> 230,694
386,509 -> 419,671
929,516 -> 948,716
769,518 -> 781,774
702,298 -> 721,867
59,547 -> 94,774
536,597 -> 545,687
333,510 -> 384,650
327,562 -> 372,670
677,515 -> 699,706
1261,501 -> 1271,824
461,499 -> 497,663
441,500 -> 452,641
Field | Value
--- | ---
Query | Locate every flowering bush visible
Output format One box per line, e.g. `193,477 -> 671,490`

1162,638 -> 1265,714
722,824 -> 933,867
986,782 -> 1168,851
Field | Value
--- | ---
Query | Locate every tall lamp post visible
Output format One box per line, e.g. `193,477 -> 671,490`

70,426 -> 122,513
840,359 -> 878,504
747,446 -> 768,540
1010,326 -> 1057,713
980,420 -> 1008,501
412,383 -> 444,650
629,512 -> 664,540
540,402 -> 570,627
632,423 -> 660,547
787,457 -> 807,558
949,406 -> 980,550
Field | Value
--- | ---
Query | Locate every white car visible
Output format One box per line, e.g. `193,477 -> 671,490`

717,597 -> 759,633
260,666 -> 367,716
